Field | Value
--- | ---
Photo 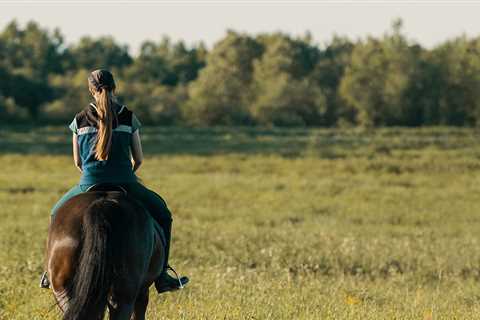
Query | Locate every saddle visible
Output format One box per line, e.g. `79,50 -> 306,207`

86,183 -> 166,247
86,183 -> 127,196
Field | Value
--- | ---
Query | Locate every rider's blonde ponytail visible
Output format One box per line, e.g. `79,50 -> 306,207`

87,69 -> 116,161
94,88 -> 114,161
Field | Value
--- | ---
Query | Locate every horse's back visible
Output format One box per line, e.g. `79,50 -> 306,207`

49,190 -> 154,254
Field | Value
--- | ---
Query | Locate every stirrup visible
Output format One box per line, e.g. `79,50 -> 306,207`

40,272 -> 50,289
154,265 -> 189,294
167,265 -> 184,289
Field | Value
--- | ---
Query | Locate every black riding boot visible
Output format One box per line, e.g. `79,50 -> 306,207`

162,219 -> 172,270
153,218 -> 189,293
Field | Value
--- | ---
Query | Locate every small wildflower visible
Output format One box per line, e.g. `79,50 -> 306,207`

423,309 -> 433,320
345,294 -> 361,305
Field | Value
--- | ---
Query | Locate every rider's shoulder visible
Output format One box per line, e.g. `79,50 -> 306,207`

72,103 -> 97,127
117,104 -> 133,116
72,103 -> 136,128
116,104 -> 134,123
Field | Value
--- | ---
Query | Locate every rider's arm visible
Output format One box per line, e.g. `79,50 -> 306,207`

72,133 -> 82,173
131,130 -> 143,172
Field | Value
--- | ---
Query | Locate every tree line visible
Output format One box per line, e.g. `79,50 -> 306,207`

2,19 -> 480,127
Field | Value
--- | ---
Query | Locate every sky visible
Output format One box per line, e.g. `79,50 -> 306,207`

1,1 -> 480,55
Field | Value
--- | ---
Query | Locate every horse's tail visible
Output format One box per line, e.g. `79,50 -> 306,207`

63,197 -> 119,320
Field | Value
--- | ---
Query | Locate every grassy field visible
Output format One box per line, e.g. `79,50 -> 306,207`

1,126 -> 480,319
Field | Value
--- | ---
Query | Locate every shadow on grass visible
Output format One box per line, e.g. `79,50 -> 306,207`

0,125 -> 476,157
0,126 -> 362,158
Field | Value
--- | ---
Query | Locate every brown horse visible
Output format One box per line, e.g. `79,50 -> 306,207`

45,187 -> 164,320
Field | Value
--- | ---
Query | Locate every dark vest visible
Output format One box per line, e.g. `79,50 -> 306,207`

70,102 -> 138,185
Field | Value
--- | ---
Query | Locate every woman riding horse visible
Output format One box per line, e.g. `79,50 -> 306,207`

41,69 -> 188,294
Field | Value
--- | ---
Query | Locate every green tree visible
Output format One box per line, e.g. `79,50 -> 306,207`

0,64 -> 53,120
311,36 -> 354,126
0,20 -> 65,79
118,81 -> 188,125
41,70 -> 92,122
426,36 -> 480,125
251,74 -> 326,126
0,20 -> 64,119
339,19 -> 422,127
254,32 -> 319,80
185,31 -> 262,125
251,33 -> 325,126
125,37 -> 206,86
67,36 -> 132,71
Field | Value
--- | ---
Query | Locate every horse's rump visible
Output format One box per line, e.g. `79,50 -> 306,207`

47,191 -> 163,320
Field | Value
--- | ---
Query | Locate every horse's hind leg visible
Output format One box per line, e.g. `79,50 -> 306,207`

131,288 -> 149,320
49,240 -> 78,313
108,302 -> 135,320
53,288 -> 70,313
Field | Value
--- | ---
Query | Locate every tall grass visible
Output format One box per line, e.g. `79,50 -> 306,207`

1,126 -> 480,319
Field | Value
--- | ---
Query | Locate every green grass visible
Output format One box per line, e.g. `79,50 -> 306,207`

1,126 -> 480,319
